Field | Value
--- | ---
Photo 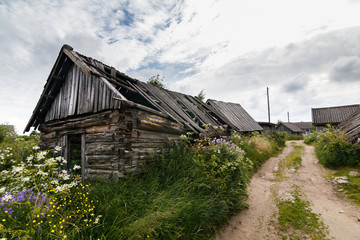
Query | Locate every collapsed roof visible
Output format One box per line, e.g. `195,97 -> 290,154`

25,44 -> 260,134
206,99 -> 263,132
338,109 -> 360,143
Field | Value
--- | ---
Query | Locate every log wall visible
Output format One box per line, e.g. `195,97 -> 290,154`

39,106 -> 185,179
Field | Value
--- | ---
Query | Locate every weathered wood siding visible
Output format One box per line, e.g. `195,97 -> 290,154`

45,64 -> 120,122
39,107 -> 185,179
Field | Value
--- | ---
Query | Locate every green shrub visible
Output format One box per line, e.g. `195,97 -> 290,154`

268,131 -> 286,148
285,134 -> 303,141
0,125 -> 16,142
315,127 -> 360,168
304,132 -> 318,145
89,138 -> 251,239
231,131 -> 285,171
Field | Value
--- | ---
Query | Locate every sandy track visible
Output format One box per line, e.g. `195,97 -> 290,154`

215,140 -> 360,240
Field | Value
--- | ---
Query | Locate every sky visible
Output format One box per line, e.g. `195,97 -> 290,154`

1,0 -> 360,134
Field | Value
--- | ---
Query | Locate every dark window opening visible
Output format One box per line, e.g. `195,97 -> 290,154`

68,134 -> 82,175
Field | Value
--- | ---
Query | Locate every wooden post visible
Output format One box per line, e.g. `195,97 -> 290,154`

267,87 -> 271,123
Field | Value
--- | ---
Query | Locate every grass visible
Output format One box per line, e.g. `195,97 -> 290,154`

84,133 -> 285,240
273,141 -> 328,239
0,130 -> 285,239
276,143 -> 304,180
85,140 -> 253,239
332,168 -> 360,206
285,134 -> 303,141
277,189 -> 329,240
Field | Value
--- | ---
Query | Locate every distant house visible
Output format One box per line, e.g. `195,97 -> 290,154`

25,45 -> 260,180
292,122 -> 313,135
257,122 -> 276,132
338,109 -> 360,143
206,99 -> 263,132
276,122 -> 303,135
312,104 -> 360,131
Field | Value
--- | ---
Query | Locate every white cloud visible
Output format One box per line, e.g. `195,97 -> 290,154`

1,0 -> 360,132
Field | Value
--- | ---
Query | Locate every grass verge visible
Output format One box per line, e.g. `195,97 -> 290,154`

277,188 -> 329,240
332,168 -> 360,206
276,143 -> 304,180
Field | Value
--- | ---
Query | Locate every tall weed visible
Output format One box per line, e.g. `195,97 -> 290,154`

315,127 -> 360,168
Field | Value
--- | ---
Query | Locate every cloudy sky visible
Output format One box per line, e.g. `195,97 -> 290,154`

1,0 -> 360,133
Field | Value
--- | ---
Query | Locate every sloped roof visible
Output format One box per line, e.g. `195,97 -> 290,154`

312,104 -> 360,125
338,109 -> 360,142
292,122 -> 312,129
278,122 -> 303,133
206,99 -> 263,132
257,122 -> 276,127
25,45 -> 232,134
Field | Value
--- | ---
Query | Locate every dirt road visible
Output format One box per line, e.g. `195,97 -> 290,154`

215,140 -> 360,240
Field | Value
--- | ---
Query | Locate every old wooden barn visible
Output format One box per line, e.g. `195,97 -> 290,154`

312,104 -> 360,131
338,109 -> 360,143
25,45 -> 259,179
276,122 -> 303,135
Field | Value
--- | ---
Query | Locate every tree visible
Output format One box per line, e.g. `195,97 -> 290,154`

147,74 -> 165,88
0,124 -> 16,142
197,89 -> 206,102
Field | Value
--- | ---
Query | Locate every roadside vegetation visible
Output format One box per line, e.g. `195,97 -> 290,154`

0,126 -> 285,239
276,142 -> 304,180
284,134 -> 303,141
304,126 -> 360,207
277,188 -> 329,240
273,141 -> 328,240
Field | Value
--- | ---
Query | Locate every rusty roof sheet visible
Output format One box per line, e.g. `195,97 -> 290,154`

312,105 -> 360,125
206,99 -> 263,132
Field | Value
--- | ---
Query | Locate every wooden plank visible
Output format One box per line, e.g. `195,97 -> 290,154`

89,75 -> 95,113
98,81 -> 103,111
80,73 -> 88,114
131,129 -> 179,140
85,133 -> 114,143
85,125 -> 109,134
56,86 -> 61,119
77,71 -> 84,114
93,76 -> 99,112
86,164 -> 117,170
102,84 -> 107,110
68,66 -> 76,115
63,48 -> 92,76
86,75 -> 92,113
63,70 -> 70,118
59,76 -> 66,118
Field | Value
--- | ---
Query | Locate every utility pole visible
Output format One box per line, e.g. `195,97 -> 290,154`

267,87 -> 271,123
287,112 -> 290,122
